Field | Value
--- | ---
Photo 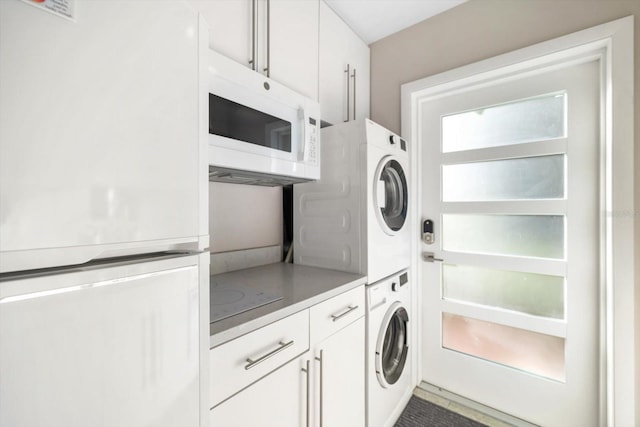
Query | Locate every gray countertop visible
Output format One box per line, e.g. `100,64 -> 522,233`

209,262 -> 366,348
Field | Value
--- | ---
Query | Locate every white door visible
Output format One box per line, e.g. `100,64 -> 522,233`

420,58 -> 601,426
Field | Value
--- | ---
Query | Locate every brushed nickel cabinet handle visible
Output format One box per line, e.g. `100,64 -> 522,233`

249,0 -> 256,70
330,305 -> 359,322
351,68 -> 356,119
301,359 -> 311,427
315,350 -> 324,427
344,64 -> 351,122
244,340 -> 294,370
263,0 -> 270,76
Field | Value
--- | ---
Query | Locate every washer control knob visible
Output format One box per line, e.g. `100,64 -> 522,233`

391,282 -> 399,292
389,135 -> 400,145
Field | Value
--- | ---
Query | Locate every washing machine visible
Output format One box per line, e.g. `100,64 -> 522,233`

367,269 -> 413,427
294,119 -> 410,284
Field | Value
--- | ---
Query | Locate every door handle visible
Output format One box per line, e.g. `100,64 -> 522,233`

315,350 -> 324,427
244,340 -> 294,370
263,0 -> 270,76
351,67 -> 356,119
422,252 -> 443,263
249,0 -> 256,70
344,64 -> 351,122
301,360 -> 310,427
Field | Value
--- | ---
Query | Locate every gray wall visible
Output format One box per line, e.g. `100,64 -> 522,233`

369,0 -> 638,422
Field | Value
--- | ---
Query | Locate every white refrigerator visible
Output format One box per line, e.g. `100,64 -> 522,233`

0,1 -> 209,426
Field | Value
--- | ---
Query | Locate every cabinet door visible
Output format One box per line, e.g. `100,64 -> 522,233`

319,1 -> 370,125
316,317 -> 365,427
269,0 -> 319,100
188,0 -> 253,67
210,356 -> 309,427
348,36 -> 370,121
319,1 -> 350,125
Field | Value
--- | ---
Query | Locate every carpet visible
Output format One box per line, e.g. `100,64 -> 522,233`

395,396 -> 487,427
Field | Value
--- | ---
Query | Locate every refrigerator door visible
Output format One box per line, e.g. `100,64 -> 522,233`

0,253 -> 208,427
0,1 -> 207,272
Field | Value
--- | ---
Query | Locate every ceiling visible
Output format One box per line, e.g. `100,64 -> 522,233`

324,0 -> 467,45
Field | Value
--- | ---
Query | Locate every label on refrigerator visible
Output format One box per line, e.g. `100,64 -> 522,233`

20,0 -> 76,21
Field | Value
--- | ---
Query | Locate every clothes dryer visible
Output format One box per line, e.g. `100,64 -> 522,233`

366,269 -> 413,427
294,119 -> 410,283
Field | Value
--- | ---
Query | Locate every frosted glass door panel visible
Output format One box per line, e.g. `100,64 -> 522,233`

442,93 -> 566,152
442,314 -> 565,381
443,265 -> 564,318
443,155 -> 565,201
443,214 -> 564,259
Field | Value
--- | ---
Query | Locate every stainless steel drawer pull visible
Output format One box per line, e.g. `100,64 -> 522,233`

244,340 -> 294,370
330,305 -> 359,322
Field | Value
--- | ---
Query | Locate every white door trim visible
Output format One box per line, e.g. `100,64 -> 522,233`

401,16 -> 634,426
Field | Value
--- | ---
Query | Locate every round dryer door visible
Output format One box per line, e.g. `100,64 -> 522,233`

374,157 -> 408,234
375,302 -> 409,388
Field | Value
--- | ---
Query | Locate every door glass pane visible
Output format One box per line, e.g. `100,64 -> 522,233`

443,155 -> 565,201
442,313 -> 565,381
443,214 -> 564,259
442,93 -> 566,152
443,265 -> 564,318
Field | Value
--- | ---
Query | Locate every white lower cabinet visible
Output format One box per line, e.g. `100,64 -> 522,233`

209,285 -> 365,427
307,286 -> 366,427
310,316 -> 365,427
210,355 -> 309,427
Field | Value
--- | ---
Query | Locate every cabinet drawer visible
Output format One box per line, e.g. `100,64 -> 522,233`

310,286 -> 364,342
209,309 -> 309,407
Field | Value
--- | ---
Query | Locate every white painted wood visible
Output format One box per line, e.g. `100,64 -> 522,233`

209,355 -> 307,427
189,0 -> 319,100
269,0 -> 320,100
309,286 -> 365,343
208,308 -> 309,407
0,255 -> 203,427
319,1 -> 370,125
208,285 -> 365,426
313,316 -> 366,427
403,17 -> 635,426
188,0 -> 252,67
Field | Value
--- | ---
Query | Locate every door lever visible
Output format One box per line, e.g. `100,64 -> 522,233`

422,252 -> 444,263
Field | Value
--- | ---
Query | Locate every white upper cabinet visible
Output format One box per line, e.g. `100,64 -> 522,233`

269,0 -> 320,101
188,0 -> 252,67
189,0 -> 319,101
319,1 -> 370,126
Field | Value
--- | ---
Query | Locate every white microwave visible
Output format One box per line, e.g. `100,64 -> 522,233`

207,49 -> 320,186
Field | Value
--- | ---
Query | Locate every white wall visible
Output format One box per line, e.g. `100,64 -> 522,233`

208,182 -> 282,254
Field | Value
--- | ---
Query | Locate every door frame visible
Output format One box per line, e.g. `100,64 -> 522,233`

401,16 -> 634,426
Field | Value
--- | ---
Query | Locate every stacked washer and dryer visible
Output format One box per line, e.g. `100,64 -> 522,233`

294,119 -> 413,427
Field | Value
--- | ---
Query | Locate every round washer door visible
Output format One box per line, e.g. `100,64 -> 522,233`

374,156 -> 408,235
375,302 -> 409,388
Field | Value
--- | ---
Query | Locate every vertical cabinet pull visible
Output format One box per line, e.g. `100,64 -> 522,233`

263,0 -> 270,76
351,68 -> 357,120
249,0 -> 256,70
301,360 -> 311,427
344,64 -> 351,122
315,350 -> 324,427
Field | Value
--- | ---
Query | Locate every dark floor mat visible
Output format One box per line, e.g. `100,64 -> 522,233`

395,396 -> 488,427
